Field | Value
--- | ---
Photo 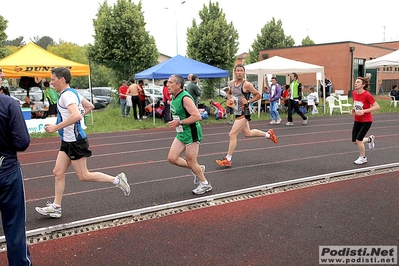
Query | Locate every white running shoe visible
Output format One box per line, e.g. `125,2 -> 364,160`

285,122 -> 294,126
192,182 -> 212,195
191,165 -> 206,185
116,172 -> 131,196
354,156 -> 367,165
368,135 -> 375,150
35,201 -> 62,218
269,120 -> 276,125
276,118 -> 282,124
302,118 -> 308,125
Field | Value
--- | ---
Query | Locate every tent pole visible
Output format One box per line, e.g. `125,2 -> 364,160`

152,79 -> 155,125
89,62 -> 94,125
321,70 -> 326,114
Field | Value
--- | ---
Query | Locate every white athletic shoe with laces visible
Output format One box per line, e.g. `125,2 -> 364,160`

116,172 -> 131,196
35,201 -> 62,218
192,182 -> 212,195
354,156 -> 367,165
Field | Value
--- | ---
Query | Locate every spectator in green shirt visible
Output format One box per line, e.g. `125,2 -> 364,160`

186,74 -> 201,107
43,81 -> 59,117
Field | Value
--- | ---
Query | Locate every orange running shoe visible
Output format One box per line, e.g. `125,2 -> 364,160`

267,129 -> 278,144
215,157 -> 232,167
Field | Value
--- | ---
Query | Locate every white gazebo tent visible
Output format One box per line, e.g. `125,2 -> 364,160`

245,56 -> 325,115
365,50 -> 399,95
365,49 -> 399,69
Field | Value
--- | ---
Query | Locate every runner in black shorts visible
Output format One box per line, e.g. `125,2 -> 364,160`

35,67 -> 131,219
60,138 -> 92,160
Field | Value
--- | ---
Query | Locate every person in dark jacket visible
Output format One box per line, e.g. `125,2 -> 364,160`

389,84 -> 399,100
0,93 -> 32,265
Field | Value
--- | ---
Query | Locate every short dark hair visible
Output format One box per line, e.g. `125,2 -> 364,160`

271,77 -> 277,81
170,74 -> 184,89
192,74 -> 199,81
0,85 -> 10,96
51,67 -> 72,84
234,64 -> 245,71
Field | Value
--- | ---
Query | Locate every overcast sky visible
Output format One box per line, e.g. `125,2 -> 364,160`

2,0 -> 397,57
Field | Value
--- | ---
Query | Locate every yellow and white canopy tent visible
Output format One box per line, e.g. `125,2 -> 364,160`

0,42 -> 90,78
0,42 -> 94,125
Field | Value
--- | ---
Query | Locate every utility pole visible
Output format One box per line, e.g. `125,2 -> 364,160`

383,26 -> 386,42
164,1 -> 186,56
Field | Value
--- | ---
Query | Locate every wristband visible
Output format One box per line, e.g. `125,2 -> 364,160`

179,120 -> 183,125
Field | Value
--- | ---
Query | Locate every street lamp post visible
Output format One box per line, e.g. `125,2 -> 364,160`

165,1 -> 186,55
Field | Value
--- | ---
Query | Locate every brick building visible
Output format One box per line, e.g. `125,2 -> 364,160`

257,41 -> 399,95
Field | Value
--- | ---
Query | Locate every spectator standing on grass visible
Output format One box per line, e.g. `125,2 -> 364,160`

187,73 -> 193,84
35,67 -> 130,219
351,76 -> 380,165
268,77 -> 282,125
281,84 -> 290,111
163,79 -> 171,122
320,73 -> 332,98
186,74 -> 201,107
166,74 -> 212,195
0,92 -> 32,266
127,79 -> 143,120
43,81 -> 59,117
119,80 -> 130,118
215,64 -> 278,168
286,73 -> 308,126
138,80 -> 147,118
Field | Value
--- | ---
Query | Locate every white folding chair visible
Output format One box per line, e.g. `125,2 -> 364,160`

248,102 -> 258,114
338,95 -> 352,114
388,92 -> 398,107
325,96 -> 341,115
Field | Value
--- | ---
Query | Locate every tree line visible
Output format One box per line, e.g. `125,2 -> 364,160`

0,0 -> 314,94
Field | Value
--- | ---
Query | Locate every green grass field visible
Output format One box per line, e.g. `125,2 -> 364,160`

30,96 -> 396,138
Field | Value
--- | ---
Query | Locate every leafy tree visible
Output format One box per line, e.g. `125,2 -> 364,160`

48,42 -> 88,64
88,0 -> 159,88
31,36 -> 55,49
186,1 -> 238,97
247,18 -> 295,64
48,42 -> 113,89
301,36 -> 315,46
3,36 -> 25,47
48,42 -> 89,88
0,15 -> 9,59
